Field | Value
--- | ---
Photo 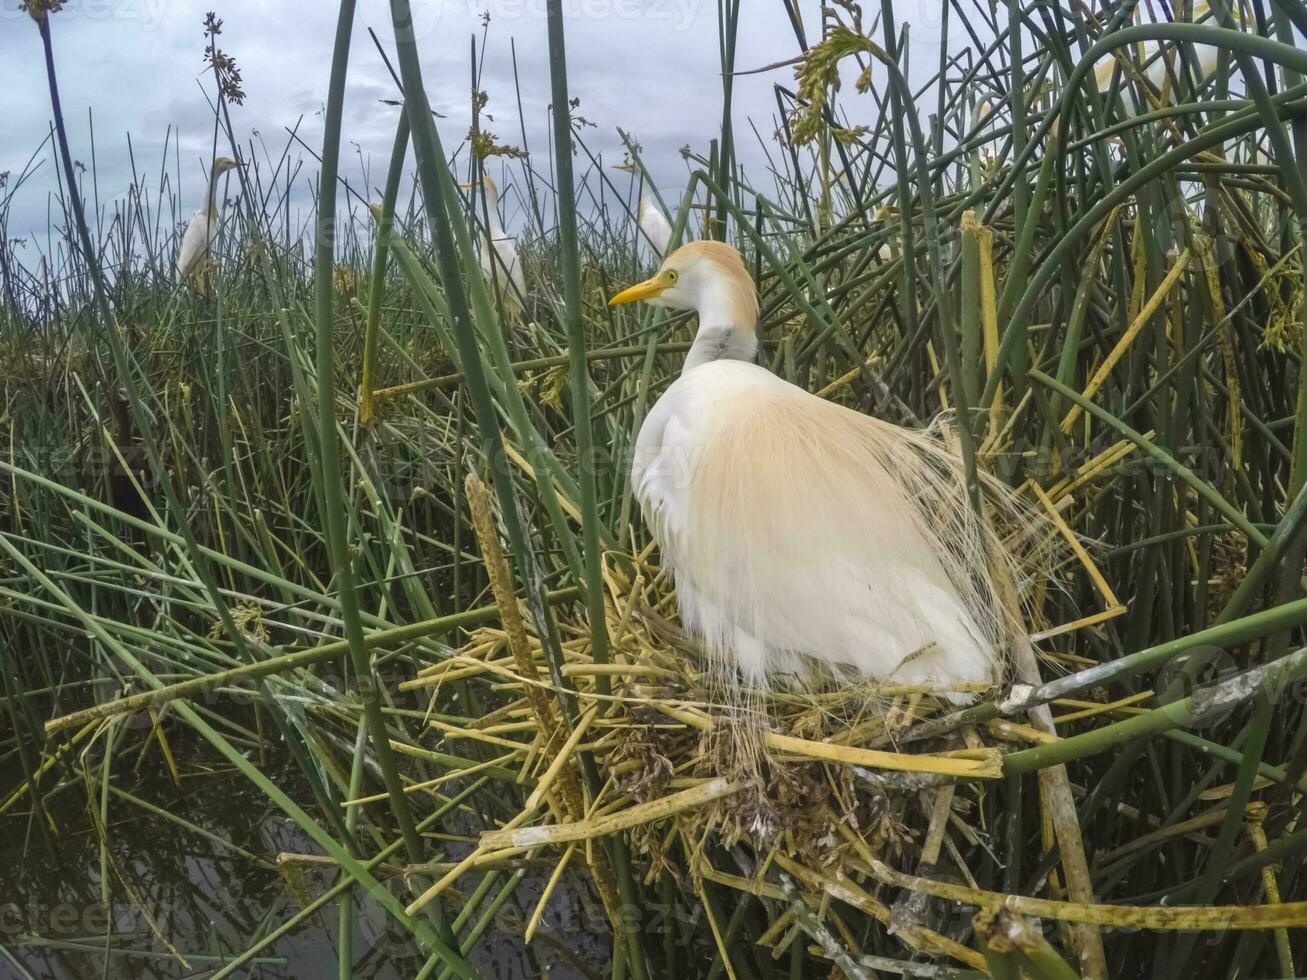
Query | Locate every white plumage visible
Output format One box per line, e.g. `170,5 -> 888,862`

176,211 -> 212,281
176,156 -> 240,282
873,205 -> 896,263
1094,3 -> 1225,111
614,159 -> 673,256
611,241 -> 1037,694
461,175 -> 525,307
636,195 -> 673,256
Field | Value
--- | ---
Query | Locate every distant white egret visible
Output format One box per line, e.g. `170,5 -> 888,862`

1094,3 -> 1227,111
873,205 -> 897,262
459,175 -> 525,310
828,173 -> 895,260
176,156 -> 241,282
614,160 -> 673,256
609,241 -> 1041,693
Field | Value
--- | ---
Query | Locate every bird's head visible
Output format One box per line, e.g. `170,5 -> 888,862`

213,156 -> 241,175
608,241 -> 758,330
460,175 -> 499,211
459,174 -> 498,200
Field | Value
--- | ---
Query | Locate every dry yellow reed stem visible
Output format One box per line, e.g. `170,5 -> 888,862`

1098,804 -> 1244,865
413,637 -> 499,678
1198,777 -> 1275,801
405,653 -> 515,688
700,866 -> 787,901
470,720 -> 543,736
344,751 -> 519,806
520,704 -> 598,817
1045,434 -> 1147,503
1030,605 -> 1128,643
464,473 -> 626,929
561,663 -> 679,678
992,521 -> 1107,980
1032,482 -> 1121,609
870,859 -> 1307,929
524,843 -> 577,942
1248,806 -> 1295,976
2,719 -> 98,815
919,785 -> 955,866
927,341 -> 948,409
756,907 -> 796,950
813,353 -> 883,400
1196,231 -> 1243,480
480,776 -> 743,849
147,709 -> 182,789
426,718 -> 533,750
652,702 -> 999,776
987,718 -> 1059,743
764,733 -> 1003,776
1061,247 -> 1191,434
404,845 -> 530,915
1052,691 -> 1152,724
696,875 -> 739,980
499,443 -> 582,522
981,387 -> 1034,457
775,849 -> 988,970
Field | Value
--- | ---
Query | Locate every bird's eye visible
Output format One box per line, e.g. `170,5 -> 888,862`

666,269 -> 678,283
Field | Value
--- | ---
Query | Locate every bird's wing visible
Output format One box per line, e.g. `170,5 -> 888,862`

1144,41 -> 1219,88
632,375 -> 695,567
488,237 -> 525,301
640,200 -> 673,256
636,360 -> 1016,686
496,238 -> 526,298
176,213 -> 210,278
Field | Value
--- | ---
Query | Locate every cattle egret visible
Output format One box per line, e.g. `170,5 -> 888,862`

614,160 -> 673,256
873,205 -> 897,262
459,175 -> 525,309
176,156 -> 241,281
1094,3 -> 1226,111
610,241 -> 1039,694
969,97 -> 1005,172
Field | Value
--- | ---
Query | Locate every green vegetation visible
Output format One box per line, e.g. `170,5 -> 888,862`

5,0 -> 1307,976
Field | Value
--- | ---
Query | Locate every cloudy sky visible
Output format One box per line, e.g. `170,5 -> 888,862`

0,0 -> 964,246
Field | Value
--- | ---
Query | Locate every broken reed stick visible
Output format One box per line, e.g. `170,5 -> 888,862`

480,776 -> 743,849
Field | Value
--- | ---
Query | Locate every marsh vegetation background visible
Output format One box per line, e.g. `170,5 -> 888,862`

5,0 -> 1307,977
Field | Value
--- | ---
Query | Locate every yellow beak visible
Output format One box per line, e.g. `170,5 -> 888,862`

458,182 -> 474,189
608,274 -> 669,306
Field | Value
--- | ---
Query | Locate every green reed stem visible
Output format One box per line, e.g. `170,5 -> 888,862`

361,111 -> 410,426
311,1 -> 462,958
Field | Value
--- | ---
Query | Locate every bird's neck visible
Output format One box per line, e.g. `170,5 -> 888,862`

481,189 -> 505,238
205,170 -> 221,218
685,325 -> 757,371
683,271 -> 759,370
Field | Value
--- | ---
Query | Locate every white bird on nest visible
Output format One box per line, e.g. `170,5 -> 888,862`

1093,2 -> 1228,112
459,175 -> 526,313
614,159 -> 673,257
609,241 -> 1042,696
176,156 -> 241,282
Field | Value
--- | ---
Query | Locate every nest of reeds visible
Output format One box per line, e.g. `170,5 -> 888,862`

403,475 -> 1043,967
